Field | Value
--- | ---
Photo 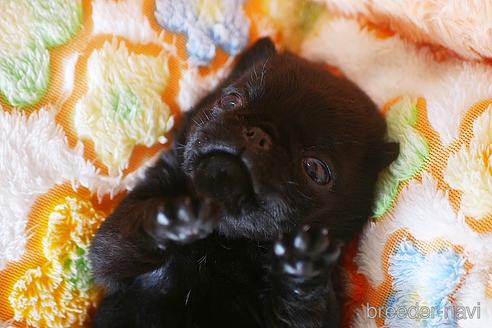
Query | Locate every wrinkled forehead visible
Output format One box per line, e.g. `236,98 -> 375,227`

224,55 -> 375,146
229,66 -> 317,110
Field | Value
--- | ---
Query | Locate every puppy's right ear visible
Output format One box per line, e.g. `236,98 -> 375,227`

229,37 -> 277,79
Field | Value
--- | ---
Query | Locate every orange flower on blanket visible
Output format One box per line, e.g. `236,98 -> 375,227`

9,196 -> 105,328
444,105 -> 492,218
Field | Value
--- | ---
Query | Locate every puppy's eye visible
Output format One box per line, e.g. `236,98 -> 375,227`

302,158 -> 333,186
219,93 -> 242,110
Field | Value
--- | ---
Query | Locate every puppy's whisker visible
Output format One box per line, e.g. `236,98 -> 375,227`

258,57 -> 270,93
284,180 -> 311,200
185,289 -> 192,306
174,142 -> 186,149
332,141 -> 364,145
195,117 -> 206,127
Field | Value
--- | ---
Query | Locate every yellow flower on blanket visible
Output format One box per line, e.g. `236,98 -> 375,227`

74,40 -> 174,175
9,263 -> 96,328
445,105 -> 492,218
0,0 -> 82,107
43,197 -> 104,261
9,196 -> 105,328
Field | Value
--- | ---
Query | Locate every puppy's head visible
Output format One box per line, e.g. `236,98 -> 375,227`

177,38 -> 398,241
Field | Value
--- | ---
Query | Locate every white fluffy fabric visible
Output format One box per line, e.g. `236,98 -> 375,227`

0,320 -> 15,328
0,108 -> 96,269
355,173 -> 492,285
0,108 -> 155,269
351,305 -> 378,328
319,0 -> 492,61
356,174 -> 492,328
92,0 -> 161,45
454,271 -> 492,328
301,18 -> 492,145
60,53 -> 80,98
178,58 -> 233,111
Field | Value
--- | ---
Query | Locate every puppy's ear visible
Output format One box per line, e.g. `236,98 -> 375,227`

229,37 -> 277,79
379,142 -> 399,169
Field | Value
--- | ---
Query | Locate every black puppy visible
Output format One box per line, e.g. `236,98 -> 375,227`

89,38 -> 398,328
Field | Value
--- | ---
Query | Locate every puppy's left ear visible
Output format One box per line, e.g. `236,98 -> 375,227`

229,37 -> 277,80
378,142 -> 399,169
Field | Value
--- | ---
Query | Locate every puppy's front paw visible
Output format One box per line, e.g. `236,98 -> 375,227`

145,197 -> 222,249
273,225 -> 341,278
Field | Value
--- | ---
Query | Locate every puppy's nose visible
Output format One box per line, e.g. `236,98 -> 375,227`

242,127 -> 272,151
193,152 -> 251,200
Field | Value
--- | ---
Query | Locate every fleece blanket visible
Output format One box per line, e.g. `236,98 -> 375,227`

0,1 -> 491,327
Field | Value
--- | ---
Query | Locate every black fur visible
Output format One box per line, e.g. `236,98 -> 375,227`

89,38 -> 398,328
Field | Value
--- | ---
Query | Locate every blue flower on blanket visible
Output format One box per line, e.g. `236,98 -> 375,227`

385,240 -> 466,327
155,0 -> 250,65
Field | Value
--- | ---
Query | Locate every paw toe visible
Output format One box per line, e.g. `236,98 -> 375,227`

273,225 -> 340,277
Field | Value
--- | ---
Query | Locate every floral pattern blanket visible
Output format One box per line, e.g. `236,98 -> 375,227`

0,1 -> 491,327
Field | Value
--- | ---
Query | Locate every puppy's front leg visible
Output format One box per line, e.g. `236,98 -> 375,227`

266,225 -> 342,328
89,152 -> 220,292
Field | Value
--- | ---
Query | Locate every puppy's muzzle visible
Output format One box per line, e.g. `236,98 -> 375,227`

188,125 -> 273,203
193,151 -> 252,202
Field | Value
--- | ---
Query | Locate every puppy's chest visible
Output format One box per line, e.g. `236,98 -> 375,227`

171,240 -> 270,294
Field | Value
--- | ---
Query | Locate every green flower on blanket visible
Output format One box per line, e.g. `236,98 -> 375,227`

74,40 -> 174,175
63,246 -> 93,291
372,97 -> 429,218
0,0 -> 82,107
155,0 -> 250,65
267,0 -> 325,50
